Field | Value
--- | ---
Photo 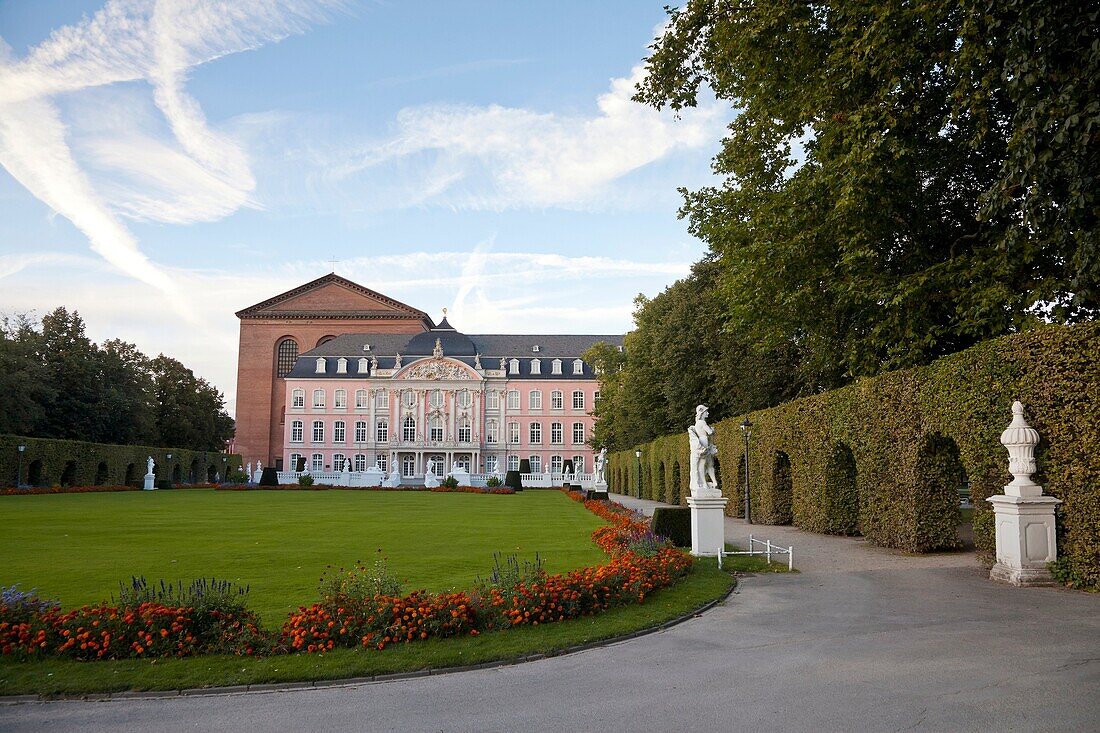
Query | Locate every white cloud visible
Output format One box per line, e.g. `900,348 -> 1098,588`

0,0 -> 341,296
309,63 -> 727,211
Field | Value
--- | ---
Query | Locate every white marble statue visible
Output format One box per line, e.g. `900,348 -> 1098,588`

343,458 -> 352,473
394,353 -> 403,368
594,448 -> 607,485
146,456 -> 155,475
688,404 -> 720,498
370,355 -> 378,370
499,357 -> 507,371
474,353 -> 482,370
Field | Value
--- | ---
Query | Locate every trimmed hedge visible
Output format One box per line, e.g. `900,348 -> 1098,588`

0,434 -> 243,489
652,506 -> 691,547
611,323 -> 1100,589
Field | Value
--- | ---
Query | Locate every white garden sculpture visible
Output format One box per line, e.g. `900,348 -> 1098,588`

686,404 -> 728,556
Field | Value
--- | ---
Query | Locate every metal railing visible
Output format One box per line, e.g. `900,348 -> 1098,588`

719,535 -> 794,571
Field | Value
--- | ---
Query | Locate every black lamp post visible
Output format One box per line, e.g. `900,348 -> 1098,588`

17,444 -> 26,488
635,449 -> 642,498
740,418 -> 752,524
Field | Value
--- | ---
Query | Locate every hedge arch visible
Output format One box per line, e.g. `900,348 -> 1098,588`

171,464 -> 183,484
60,460 -> 77,487
913,433 -> 967,550
124,462 -> 137,485
822,443 -> 859,535
207,464 -> 218,482
94,461 -> 109,486
771,451 -> 793,525
189,458 -> 200,483
27,460 -> 42,487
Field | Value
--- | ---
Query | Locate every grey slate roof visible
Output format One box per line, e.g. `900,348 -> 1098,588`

290,326 -> 624,380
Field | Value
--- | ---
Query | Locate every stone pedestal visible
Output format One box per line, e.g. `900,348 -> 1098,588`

593,478 -> 608,492
988,494 -> 1062,586
687,495 -> 728,557
143,473 -> 156,491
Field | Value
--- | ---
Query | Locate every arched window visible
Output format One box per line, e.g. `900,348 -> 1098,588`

355,420 -> 368,442
334,389 -> 347,409
551,359 -> 562,374
354,453 -> 367,471
550,455 -> 563,473
529,422 -> 542,445
457,389 -> 471,408
529,390 -> 542,410
458,417 -> 471,443
529,455 -> 542,473
276,338 -> 299,378
333,420 -> 346,443
333,453 -> 346,471
375,419 -> 388,443
509,358 -> 519,374
551,422 -> 563,445
311,453 -> 324,471
291,420 -> 303,443
573,359 -> 584,375
403,415 -> 416,442
572,390 -> 585,410
375,390 -> 389,409
316,335 -> 336,347
486,418 -> 499,444
312,389 -> 325,408
507,390 -> 520,410
289,453 -> 302,471
572,455 -> 584,473
355,389 -> 368,408
530,358 -> 541,374
430,415 -> 444,442
429,390 -> 444,409
291,388 -> 305,409
402,390 -> 417,408
572,422 -> 585,444
312,420 -> 324,442
551,390 -> 563,409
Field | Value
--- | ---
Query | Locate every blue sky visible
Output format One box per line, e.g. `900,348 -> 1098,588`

0,1 -> 729,413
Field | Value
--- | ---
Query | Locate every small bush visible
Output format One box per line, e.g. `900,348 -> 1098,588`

318,558 -> 403,603
486,476 -> 502,488
652,507 -> 692,547
259,467 -> 279,486
504,470 -> 523,491
518,459 -> 531,474
298,474 -> 314,487
440,475 -> 459,489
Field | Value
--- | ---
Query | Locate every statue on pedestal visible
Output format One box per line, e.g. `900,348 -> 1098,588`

594,447 -> 607,485
689,405 -> 720,498
146,456 -> 155,475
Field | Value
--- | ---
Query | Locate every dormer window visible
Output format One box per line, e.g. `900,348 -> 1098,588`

337,358 -> 347,374
551,359 -> 562,375
358,357 -> 369,373
617,345 -> 624,353
532,345 -> 540,353
573,359 -> 584,374
315,357 -> 326,373
531,358 -> 541,375
509,358 -> 519,374
363,343 -> 371,351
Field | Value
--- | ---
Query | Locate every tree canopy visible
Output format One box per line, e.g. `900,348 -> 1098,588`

0,307 -> 233,451
633,0 -> 1097,387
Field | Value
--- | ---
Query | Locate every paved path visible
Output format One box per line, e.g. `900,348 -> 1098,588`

3,495 -> 1097,733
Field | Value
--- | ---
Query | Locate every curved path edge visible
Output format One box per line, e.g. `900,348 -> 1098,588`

0,576 -> 738,706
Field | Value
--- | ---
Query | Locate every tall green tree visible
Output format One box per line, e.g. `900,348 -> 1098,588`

636,0 -> 1097,385
0,315 -> 53,436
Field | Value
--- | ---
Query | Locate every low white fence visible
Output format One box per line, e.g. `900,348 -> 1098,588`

257,469 -> 597,489
719,535 -> 794,571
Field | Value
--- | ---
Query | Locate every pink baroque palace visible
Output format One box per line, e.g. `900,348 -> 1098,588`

248,277 -> 621,483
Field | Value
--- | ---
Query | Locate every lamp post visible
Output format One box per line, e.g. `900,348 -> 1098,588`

740,418 -> 752,524
17,444 -> 26,488
635,449 -> 642,498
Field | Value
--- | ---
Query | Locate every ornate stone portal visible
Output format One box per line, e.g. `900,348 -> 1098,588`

687,404 -> 728,556
988,401 -> 1062,586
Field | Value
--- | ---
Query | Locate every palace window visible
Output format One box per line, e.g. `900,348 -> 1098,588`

429,390 -> 444,409
355,420 -> 368,443
551,359 -> 562,375
572,455 -> 584,473
509,358 -> 519,374
508,455 -> 520,471
375,418 -> 387,443
573,422 -> 585,444
550,390 -> 563,410
551,422 -> 563,445
376,453 -> 388,472
458,417 -> 472,443
508,421 -> 520,445
292,388 -> 305,409
486,419 -> 499,444
529,422 -> 542,445
594,390 -> 600,403
486,391 -> 499,410
529,455 -> 542,473
333,420 -> 346,443
312,389 -> 325,409
315,358 -> 326,374
289,453 -> 302,471
402,455 -> 416,477
551,455 -> 563,474
333,453 -> 346,471
430,415 -> 444,442
334,389 -> 347,409
402,390 -> 416,408
355,389 -> 368,409
507,390 -> 520,410
572,390 -> 585,410
485,455 -> 499,474
457,389 -> 471,408
530,358 -> 541,375
403,415 -> 416,442
573,359 -> 584,375
291,420 -> 303,443
312,420 -> 324,443
276,339 -> 299,378
336,358 -> 347,374
358,357 -> 369,373
354,454 -> 367,471
529,390 -> 542,410
311,453 -> 324,472
375,390 -> 389,409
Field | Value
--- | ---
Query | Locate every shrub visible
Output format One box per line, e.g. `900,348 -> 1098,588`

651,507 -> 691,547
504,470 -> 522,491
486,475 -> 502,488
518,459 -> 531,474
258,467 -> 279,486
440,475 -> 459,489
298,474 -> 314,487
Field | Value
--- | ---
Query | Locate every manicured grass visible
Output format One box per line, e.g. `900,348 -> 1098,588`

0,490 -> 607,623
0,562 -> 735,696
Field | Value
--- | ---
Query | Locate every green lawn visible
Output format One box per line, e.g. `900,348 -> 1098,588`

0,489 -> 607,623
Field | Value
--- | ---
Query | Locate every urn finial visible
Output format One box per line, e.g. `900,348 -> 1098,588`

999,400 -> 1042,497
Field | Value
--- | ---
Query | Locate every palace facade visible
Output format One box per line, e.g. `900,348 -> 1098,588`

234,274 -> 622,478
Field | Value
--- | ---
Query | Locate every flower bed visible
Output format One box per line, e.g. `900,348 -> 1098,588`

1,492 -> 689,661
215,484 -> 515,495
